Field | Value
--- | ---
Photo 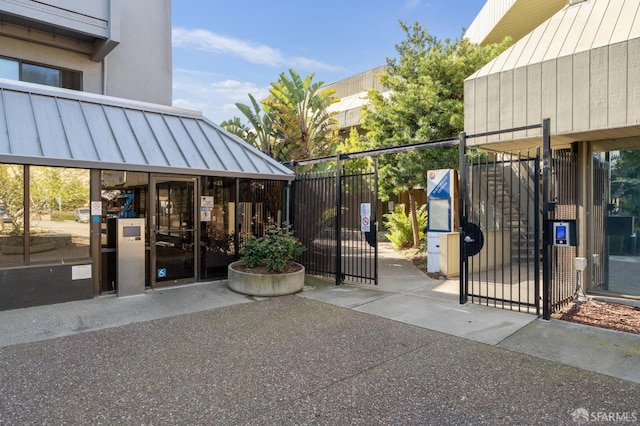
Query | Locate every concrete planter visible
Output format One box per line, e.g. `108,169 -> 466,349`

228,260 -> 305,297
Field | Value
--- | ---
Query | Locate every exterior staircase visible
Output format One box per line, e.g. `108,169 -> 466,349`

486,167 -> 537,263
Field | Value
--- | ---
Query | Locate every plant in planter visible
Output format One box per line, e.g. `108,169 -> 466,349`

228,221 -> 306,297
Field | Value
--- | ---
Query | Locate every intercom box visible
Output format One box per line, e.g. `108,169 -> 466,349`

548,220 -> 577,247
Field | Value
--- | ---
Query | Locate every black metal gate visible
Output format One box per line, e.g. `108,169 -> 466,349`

459,121 -> 550,315
291,162 -> 378,285
460,120 -> 611,319
460,148 -> 541,313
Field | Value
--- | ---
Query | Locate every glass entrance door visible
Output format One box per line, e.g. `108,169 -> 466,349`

150,176 -> 197,287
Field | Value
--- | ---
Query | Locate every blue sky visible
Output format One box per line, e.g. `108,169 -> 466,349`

171,0 -> 487,124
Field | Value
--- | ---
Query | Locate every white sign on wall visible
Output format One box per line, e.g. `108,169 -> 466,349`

91,201 -> 102,216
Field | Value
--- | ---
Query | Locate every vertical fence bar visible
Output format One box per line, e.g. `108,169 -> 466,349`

534,148 -> 541,315
484,154 -> 490,306
542,118 -> 551,320
335,153 -> 342,286
374,158 -> 379,285
498,156 -> 505,309
459,132 -> 467,304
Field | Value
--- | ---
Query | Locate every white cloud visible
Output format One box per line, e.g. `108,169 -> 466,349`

172,68 -> 271,124
172,27 -> 341,72
173,27 -> 283,66
290,56 -> 344,73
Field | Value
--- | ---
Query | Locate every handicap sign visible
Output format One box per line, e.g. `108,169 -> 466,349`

157,268 -> 167,278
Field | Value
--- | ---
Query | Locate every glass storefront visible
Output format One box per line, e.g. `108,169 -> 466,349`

591,149 -> 640,298
0,165 -> 288,304
0,163 -> 90,266
0,164 -> 24,266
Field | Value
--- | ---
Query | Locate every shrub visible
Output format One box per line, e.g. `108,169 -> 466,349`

240,221 -> 305,273
383,204 -> 427,249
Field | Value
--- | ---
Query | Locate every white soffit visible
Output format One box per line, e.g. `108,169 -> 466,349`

0,79 -> 294,181
469,0 -> 640,79
465,0 -> 567,45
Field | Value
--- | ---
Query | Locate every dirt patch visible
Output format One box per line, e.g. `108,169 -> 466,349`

552,300 -> 640,335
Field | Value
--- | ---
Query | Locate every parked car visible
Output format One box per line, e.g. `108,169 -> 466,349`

74,207 -> 90,223
0,205 -> 12,223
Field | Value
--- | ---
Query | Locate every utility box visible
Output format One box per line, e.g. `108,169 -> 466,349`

117,218 -> 145,297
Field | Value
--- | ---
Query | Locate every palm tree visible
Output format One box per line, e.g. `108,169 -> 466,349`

221,94 -> 273,155
263,69 -> 340,161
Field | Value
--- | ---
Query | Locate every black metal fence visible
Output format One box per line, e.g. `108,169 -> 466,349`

290,171 -> 337,279
291,165 -> 377,285
547,149 -> 578,313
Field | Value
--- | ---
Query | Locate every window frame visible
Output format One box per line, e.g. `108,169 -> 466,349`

0,55 -> 82,90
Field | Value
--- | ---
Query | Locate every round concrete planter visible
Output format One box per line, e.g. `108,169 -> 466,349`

228,260 -> 305,297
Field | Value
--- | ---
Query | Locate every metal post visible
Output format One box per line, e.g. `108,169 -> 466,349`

335,151 -> 342,286
284,180 -> 291,224
458,132 -> 467,304
374,157 -> 379,285
542,118 -> 551,319
534,148 -> 541,316
234,179 -> 240,260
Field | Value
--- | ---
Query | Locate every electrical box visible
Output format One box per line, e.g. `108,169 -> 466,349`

549,220 -> 576,247
117,218 -> 145,297
574,257 -> 587,271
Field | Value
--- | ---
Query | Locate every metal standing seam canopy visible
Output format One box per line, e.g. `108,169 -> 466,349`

0,78 -> 294,181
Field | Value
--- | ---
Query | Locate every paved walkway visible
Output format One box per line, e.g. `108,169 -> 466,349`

301,242 -> 640,384
0,243 -> 639,424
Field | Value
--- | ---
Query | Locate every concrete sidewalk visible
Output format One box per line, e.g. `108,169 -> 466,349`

1,242 -> 638,387
300,242 -> 640,385
1,288 -> 638,424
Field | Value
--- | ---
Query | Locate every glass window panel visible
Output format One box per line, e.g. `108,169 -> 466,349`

0,58 -> 19,80
22,63 -> 60,87
29,166 -> 90,263
60,69 -> 82,90
604,148 -> 640,297
201,177 -> 236,279
0,164 -> 25,266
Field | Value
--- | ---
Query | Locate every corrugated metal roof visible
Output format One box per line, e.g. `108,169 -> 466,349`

468,0 -> 640,78
0,79 -> 294,180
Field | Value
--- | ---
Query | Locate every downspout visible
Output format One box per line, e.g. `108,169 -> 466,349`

102,57 -> 108,95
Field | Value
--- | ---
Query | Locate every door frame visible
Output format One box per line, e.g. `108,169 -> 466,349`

149,174 -> 199,288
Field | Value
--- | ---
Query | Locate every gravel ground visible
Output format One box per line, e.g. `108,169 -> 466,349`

1,296 -> 638,425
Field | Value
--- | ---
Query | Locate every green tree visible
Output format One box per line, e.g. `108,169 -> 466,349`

220,94 -> 289,159
30,167 -> 89,213
336,127 -> 371,172
0,164 -> 24,233
362,21 -> 510,247
264,69 -> 340,161
223,69 -> 340,163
